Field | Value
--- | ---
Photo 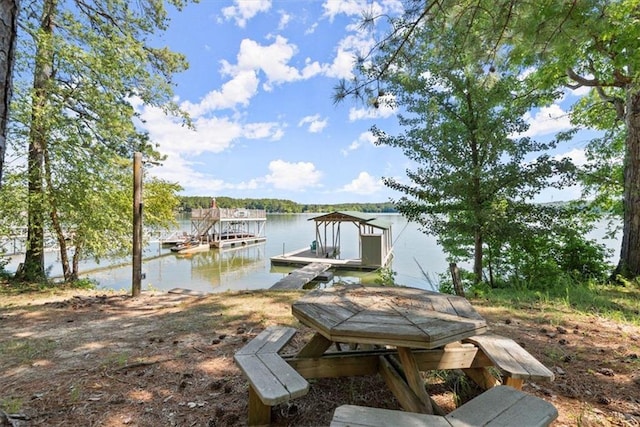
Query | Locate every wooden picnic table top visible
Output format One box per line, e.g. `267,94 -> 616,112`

292,284 -> 487,350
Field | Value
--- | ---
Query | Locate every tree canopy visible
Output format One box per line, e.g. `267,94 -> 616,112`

337,0 -> 639,280
7,0 -> 190,282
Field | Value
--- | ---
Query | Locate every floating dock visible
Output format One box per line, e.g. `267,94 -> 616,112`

270,211 -> 393,271
270,262 -> 332,290
270,247 -> 371,270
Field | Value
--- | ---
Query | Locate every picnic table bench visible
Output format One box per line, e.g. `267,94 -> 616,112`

463,334 -> 555,389
330,385 -> 558,427
234,326 -> 309,426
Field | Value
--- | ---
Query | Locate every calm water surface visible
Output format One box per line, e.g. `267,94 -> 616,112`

84,213 -> 446,293
5,213 -> 620,294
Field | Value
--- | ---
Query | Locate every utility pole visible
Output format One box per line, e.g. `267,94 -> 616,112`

132,152 -> 142,297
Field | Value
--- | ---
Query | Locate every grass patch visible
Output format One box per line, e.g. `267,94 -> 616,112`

0,338 -> 59,364
0,397 -> 23,413
475,283 -> 640,325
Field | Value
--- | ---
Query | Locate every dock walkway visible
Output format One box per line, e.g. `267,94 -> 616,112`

270,263 -> 332,290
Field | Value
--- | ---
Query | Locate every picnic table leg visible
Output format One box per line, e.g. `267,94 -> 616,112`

296,332 -> 333,357
463,367 -> 501,390
504,377 -> 524,389
378,355 -> 433,414
397,347 -> 434,414
248,385 -> 271,426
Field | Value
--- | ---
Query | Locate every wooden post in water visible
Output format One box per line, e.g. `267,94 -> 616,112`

132,152 -> 142,297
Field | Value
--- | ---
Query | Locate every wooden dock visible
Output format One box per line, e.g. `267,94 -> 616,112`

270,262 -> 332,290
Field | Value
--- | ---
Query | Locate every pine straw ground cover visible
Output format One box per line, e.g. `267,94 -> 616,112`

0,286 -> 639,426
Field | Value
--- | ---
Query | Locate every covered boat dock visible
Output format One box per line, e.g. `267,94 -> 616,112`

270,211 -> 393,271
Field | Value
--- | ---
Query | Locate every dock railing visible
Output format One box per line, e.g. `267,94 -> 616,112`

191,208 -> 266,220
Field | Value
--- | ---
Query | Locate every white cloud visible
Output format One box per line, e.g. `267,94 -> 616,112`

324,49 -> 356,79
278,11 -> 291,30
301,59 -> 324,79
567,84 -> 592,97
136,103 -> 286,192
305,22 -> 318,35
265,160 -> 323,190
348,96 -> 396,121
243,122 -> 286,140
298,114 -> 328,133
339,171 -> 383,194
222,0 -> 271,28
139,106 -> 241,156
554,148 -> 588,166
322,0 -> 403,21
521,104 -> 573,137
181,70 -> 259,116
322,0 -> 366,20
341,131 -> 377,155
148,156 -> 262,196
323,31 -> 379,80
221,36 -> 321,91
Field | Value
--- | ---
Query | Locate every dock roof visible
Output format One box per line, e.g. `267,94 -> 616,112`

309,211 -> 391,230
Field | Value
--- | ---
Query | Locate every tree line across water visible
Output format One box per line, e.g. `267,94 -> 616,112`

178,196 -> 397,214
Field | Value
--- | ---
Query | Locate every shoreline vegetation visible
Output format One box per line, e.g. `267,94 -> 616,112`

177,195 -> 400,214
176,196 -> 574,214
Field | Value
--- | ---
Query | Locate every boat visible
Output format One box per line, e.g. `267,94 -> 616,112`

170,238 -> 204,253
160,231 -> 191,246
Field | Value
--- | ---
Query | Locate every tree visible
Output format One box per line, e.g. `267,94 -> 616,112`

0,0 -> 19,188
368,24 -> 575,284
337,0 -> 640,279
38,142 -> 181,282
12,0 -> 190,281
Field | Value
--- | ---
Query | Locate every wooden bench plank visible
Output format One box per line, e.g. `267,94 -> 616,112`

464,334 -> 555,381
330,386 -> 557,427
234,325 -> 310,425
235,354 -> 292,405
446,385 -> 558,427
330,405 -> 452,427
236,326 -> 297,356
257,353 -> 309,400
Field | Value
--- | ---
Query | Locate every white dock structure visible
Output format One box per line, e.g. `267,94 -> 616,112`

270,211 -> 393,271
190,207 -> 267,248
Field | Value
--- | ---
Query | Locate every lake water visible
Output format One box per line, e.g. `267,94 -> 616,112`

86,213 -> 447,293
4,213 -> 621,294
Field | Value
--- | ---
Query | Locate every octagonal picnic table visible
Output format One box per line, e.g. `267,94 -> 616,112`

291,284 -> 488,414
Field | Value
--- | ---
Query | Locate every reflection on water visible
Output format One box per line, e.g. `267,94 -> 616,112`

8,213 -> 618,294
0,214 -> 457,293
185,244 -> 266,287
84,243 -> 283,294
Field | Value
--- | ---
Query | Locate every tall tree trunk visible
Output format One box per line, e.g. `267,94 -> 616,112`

43,147 -> 71,280
71,239 -> 81,281
615,89 -> 640,279
0,0 -> 18,188
21,0 -> 56,281
486,241 -> 495,287
473,228 -> 483,284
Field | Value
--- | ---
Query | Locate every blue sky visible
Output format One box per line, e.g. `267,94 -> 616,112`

138,0 -> 594,205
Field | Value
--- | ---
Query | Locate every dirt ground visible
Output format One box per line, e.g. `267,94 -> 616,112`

0,287 -> 639,427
